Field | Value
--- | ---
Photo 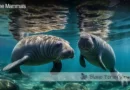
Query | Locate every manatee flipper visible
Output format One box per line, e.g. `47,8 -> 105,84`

3,55 -> 29,74
80,54 -> 86,68
51,61 -> 62,74
110,68 -> 128,87
98,51 -> 107,70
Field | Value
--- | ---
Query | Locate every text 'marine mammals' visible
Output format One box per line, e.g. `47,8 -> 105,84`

0,4 -> 26,9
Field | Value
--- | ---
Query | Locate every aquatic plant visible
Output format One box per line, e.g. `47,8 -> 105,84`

53,83 -> 89,90
32,85 -> 43,90
0,79 -> 19,90
96,81 -> 122,90
64,83 -> 88,90
40,81 -> 56,88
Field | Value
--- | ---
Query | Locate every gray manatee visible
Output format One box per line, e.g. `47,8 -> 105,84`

3,35 -> 74,74
78,32 -> 128,86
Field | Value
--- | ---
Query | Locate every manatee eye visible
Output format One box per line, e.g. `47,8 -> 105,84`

85,38 -> 89,40
55,41 -> 62,47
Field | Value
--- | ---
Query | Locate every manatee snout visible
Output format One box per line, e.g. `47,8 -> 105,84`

68,49 -> 74,58
70,50 -> 74,58
55,41 -> 74,58
61,49 -> 74,59
78,36 -> 94,50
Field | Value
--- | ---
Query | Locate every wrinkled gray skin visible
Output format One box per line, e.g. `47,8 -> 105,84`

78,32 -> 128,86
3,35 -> 74,74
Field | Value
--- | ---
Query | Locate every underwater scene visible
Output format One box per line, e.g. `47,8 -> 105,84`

0,0 -> 130,90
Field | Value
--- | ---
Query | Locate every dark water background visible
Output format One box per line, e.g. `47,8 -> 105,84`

0,2 -> 130,90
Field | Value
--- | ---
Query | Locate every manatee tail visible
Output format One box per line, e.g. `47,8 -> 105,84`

110,68 -> 128,86
3,55 -> 29,74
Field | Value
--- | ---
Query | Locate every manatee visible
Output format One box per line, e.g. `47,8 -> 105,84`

3,35 -> 74,74
78,32 -> 128,86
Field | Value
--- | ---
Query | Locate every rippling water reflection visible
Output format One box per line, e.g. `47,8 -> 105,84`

9,4 -> 69,40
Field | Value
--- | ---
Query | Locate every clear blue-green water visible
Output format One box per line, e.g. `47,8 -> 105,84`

1,5 -> 130,90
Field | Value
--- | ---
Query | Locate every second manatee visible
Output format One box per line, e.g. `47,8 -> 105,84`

78,32 -> 128,86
